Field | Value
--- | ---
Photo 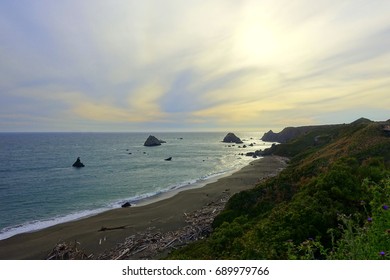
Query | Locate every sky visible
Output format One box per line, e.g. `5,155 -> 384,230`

0,0 -> 389,132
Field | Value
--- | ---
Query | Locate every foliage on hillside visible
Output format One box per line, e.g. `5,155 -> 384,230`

167,120 -> 390,259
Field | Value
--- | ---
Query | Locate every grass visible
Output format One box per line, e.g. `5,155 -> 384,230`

167,119 -> 390,260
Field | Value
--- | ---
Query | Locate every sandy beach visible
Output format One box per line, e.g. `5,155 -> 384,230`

0,156 -> 287,260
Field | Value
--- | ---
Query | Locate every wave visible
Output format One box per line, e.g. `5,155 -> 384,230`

121,167 -> 238,205
0,157 -> 257,241
126,157 -> 257,205
0,207 -> 112,241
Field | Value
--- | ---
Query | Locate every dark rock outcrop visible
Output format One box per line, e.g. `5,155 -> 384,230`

121,202 -> 131,208
72,157 -> 85,168
245,150 -> 263,157
144,135 -> 165,146
222,133 -> 243,144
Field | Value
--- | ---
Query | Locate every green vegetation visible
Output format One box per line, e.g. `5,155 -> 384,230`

168,120 -> 390,259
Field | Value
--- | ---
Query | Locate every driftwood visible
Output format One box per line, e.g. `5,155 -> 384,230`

114,248 -> 129,260
97,192 -> 231,260
46,241 -> 92,260
99,225 -> 127,232
46,191 -> 231,260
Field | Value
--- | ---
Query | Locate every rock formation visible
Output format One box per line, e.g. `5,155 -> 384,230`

144,135 -> 165,146
72,157 -> 85,168
245,150 -> 263,158
222,133 -> 243,144
121,202 -> 131,208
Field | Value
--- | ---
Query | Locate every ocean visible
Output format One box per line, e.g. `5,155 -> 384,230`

0,132 -> 272,240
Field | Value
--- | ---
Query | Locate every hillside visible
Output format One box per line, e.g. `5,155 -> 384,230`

260,125 -> 335,143
168,119 -> 390,259
260,117 -> 373,144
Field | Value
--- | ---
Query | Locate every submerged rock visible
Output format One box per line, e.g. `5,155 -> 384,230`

72,157 -> 85,168
222,133 -> 243,144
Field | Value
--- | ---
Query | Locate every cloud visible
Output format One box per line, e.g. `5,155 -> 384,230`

9,82 -> 170,124
0,0 -> 389,131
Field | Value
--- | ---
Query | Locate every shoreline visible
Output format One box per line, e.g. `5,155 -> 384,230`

132,165 -> 245,207
0,160 -> 251,241
0,156 -> 287,260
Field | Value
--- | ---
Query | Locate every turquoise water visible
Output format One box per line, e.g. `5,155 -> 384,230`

0,132 -> 272,240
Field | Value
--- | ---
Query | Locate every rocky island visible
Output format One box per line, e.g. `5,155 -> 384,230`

144,135 -> 166,146
72,157 -> 85,168
222,132 -> 243,144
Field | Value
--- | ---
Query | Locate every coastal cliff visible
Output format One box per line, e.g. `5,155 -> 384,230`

168,118 -> 390,260
261,126 -> 319,143
261,125 -> 338,143
261,118 -> 374,144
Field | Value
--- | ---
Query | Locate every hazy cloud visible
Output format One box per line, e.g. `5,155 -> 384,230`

0,0 -> 389,132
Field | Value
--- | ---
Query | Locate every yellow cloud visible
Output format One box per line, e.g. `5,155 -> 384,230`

72,82 -> 169,123
197,70 -> 281,107
128,82 -> 166,114
72,102 -> 142,122
191,99 -> 293,124
14,83 -> 170,123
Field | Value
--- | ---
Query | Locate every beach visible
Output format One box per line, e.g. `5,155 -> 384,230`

0,156 -> 287,260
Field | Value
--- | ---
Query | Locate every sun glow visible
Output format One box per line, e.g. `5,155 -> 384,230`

232,5 -> 313,71
233,7 -> 288,68
238,23 -> 279,64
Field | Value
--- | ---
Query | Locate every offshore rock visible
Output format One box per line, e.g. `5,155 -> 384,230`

222,133 -> 243,144
72,157 -> 85,168
144,135 -> 164,146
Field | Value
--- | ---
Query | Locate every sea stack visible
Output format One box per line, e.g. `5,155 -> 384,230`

72,157 -> 85,168
144,135 -> 165,146
222,133 -> 243,144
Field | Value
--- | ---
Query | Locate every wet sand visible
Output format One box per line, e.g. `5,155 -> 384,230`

0,156 -> 287,259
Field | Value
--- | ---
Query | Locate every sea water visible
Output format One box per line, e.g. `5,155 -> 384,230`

0,132 -> 272,240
